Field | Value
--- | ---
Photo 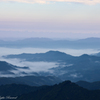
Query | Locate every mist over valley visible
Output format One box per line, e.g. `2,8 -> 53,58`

0,47 -> 100,82
1,1 -> 100,99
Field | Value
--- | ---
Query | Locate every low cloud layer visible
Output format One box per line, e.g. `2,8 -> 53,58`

0,57 -> 59,74
1,0 -> 100,5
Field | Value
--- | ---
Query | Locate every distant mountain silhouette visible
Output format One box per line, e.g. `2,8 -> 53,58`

0,37 -> 100,49
0,76 -> 61,86
4,50 -> 73,62
93,52 -> 100,57
76,81 -> 100,90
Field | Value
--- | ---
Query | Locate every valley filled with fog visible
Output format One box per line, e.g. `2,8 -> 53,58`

0,47 -> 99,75
1,1 -> 100,99
0,38 -> 100,82
0,38 -> 100,99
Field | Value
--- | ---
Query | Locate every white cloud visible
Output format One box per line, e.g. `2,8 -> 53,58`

0,57 -> 58,72
0,0 -> 100,5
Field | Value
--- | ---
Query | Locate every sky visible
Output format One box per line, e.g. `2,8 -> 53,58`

0,0 -> 100,39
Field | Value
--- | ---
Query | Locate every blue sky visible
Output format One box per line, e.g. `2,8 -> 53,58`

0,0 -> 100,39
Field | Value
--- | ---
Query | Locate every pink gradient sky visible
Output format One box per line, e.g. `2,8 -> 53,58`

0,0 -> 100,39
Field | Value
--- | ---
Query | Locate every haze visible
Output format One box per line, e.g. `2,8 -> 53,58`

0,0 -> 100,39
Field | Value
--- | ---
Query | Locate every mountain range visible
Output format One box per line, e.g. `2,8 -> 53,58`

93,52 -> 100,57
1,81 -> 100,100
17,81 -> 100,100
76,81 -> 100,90
3,50 -> 100,82
0,37 -> 100,100
0,76 -> 61,86
0,37 -> 100,49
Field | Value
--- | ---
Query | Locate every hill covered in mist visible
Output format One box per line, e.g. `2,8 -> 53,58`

2,50 -> 100,82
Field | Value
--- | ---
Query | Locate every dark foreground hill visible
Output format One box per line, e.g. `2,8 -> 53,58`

0,84 -> 48,100
17,81 -> 100,100
0,83 -> 44,97
0,81 -> 100,100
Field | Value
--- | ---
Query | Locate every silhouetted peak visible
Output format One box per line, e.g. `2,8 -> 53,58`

80,54 -> 89,58
46,50 -> 65,54
58,80 -> 72,86
45,51 -> 71,57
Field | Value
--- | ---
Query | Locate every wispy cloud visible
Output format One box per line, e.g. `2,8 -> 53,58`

0,57 -> 59,72
1,0 -> 100,5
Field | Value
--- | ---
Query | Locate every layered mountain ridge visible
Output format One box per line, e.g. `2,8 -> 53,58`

1,37 -> 100,49
2,50 -> 100,82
